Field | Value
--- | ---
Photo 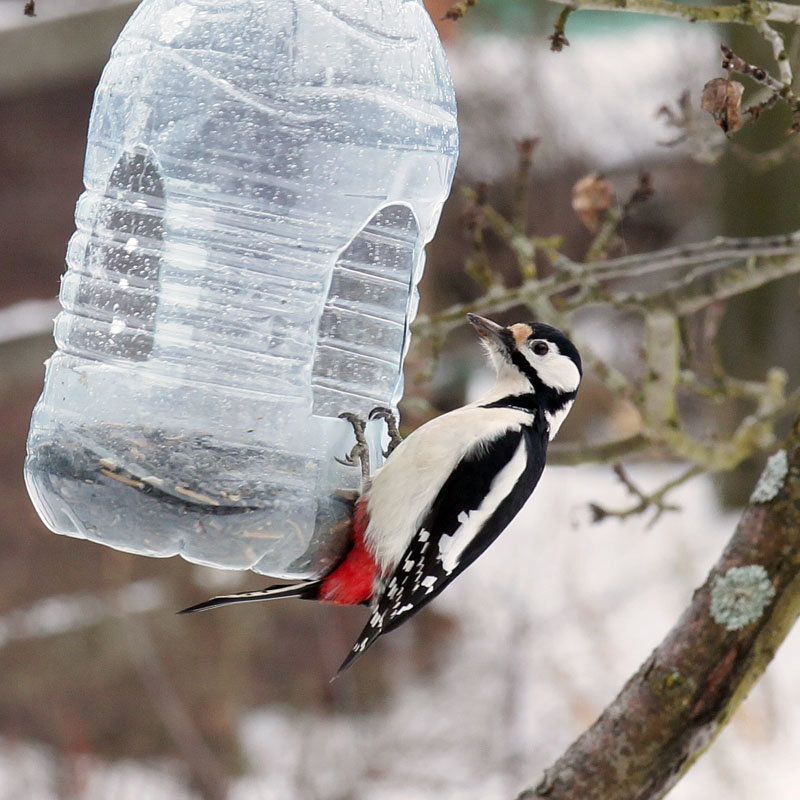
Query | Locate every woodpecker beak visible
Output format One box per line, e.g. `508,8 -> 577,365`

467,313 -> 507,347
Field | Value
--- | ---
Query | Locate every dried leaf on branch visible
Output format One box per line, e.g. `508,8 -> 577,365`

701,78 -> 744,135
572,173 -> 615,232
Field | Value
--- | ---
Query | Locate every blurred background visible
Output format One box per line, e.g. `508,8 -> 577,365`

2,0 -> 800,798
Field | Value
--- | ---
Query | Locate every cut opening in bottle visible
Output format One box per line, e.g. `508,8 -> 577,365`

61,146 -> 165,362
311,204 -> 420,417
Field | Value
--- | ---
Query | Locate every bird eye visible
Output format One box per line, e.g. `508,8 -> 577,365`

532,341 -> 549,356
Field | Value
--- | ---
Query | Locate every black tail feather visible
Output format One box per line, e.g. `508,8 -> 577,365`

179,580 -> 322,614
333,619 -> 384,677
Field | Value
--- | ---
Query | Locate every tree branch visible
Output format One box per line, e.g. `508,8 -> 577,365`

413,233 -> 800,342
518,419 -> 800,800
616,248 -> 800,316
414,212 -> 800,480
447,0 -> 800,24
589,463 -> 703,524
534,0 -> 800,25
547,433 -> 651,466
756,21 -> 792,85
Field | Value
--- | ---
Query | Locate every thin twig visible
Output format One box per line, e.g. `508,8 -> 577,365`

585,205 -> 624,263
585,172 -> 654,263
529,0 -> 800,25
444,0 -> 478,20
721,43 -> 800,129
589,463 -> 704,525
615,249 -> 800,315
513,139 -> 538,237
413,233 -> 800,342
446,0 -> 800,29
757,21 -> 792,85
547,433 -> 651,466
462,184 -> 501,290
462,185 -> 561,281
549,5 -> 574,51
722,43 -> 789,96
729,135 -> 800,169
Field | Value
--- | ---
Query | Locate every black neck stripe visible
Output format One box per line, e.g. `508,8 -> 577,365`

481,393 -> 538,413
481,390 -> 576,414
508,350 -> 577,415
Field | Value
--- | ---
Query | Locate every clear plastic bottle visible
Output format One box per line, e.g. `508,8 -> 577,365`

24,0 -> 458,578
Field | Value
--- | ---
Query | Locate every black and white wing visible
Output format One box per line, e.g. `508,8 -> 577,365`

337,420 -> 548,674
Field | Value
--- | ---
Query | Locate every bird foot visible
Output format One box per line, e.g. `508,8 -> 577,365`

336,412 -> 371,489
336,408 -> 404,492
369,406 -> 403,457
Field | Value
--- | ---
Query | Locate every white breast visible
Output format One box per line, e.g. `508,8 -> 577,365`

364,404 -> 531,571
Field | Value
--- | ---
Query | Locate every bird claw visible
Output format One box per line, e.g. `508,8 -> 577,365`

336,408 -> 404,490
337,412 -> 371,490
369,406 -> 403,457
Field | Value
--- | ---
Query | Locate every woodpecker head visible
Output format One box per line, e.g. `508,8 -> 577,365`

467,313 -> 582,401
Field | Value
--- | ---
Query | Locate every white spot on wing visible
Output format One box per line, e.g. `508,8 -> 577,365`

422,576 -> 437,593
370,610 -> 385,627
438,438 -> 529,574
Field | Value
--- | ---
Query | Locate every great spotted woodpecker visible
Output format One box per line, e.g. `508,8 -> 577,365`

181,314 -> 582,673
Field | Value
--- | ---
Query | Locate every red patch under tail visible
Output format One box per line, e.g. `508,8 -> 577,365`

319,497 -> 378,605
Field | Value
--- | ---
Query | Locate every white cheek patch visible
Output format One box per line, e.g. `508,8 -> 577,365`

540,356 -> 581,393
437,438 -> 529,574
524,343 -> 580,393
